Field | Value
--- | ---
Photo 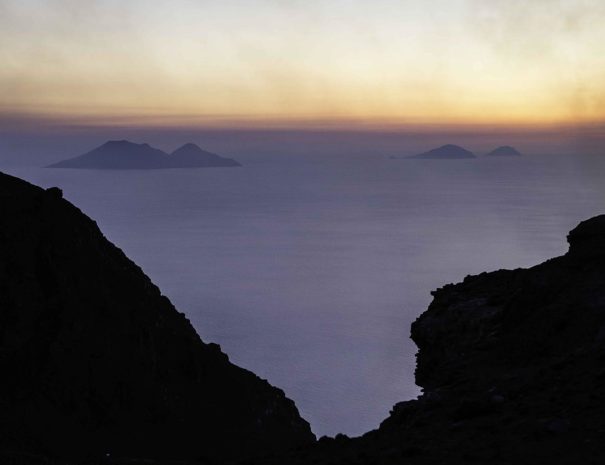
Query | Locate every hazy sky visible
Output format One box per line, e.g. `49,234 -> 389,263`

2,0 -> 605,127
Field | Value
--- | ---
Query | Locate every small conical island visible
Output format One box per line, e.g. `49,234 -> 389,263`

48,140 -> 241,169
406,144 -> 476,159
170,142 -> 241,167
486,145 -> 522,157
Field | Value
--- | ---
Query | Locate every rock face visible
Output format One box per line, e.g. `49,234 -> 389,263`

269,215 -> 605,464
567,215 -> 605,258
48,140 -> 241,169
0,172 -> 313,463
5,166 -> 605,464
407,144 -> 476,159
486,146 -> 522,157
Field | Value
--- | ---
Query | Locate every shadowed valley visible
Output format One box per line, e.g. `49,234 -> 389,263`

1,172 -> 605,464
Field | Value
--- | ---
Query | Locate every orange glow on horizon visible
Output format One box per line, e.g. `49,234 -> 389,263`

2,0 -> 605,129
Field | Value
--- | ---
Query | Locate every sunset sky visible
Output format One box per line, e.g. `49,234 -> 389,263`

2,0 -> 605,128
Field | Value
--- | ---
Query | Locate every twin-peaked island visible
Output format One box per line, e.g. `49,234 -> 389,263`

48,140 -> 241,169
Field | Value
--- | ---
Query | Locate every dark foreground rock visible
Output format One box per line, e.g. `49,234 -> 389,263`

0,172 -> 313,463
48,140 -> 241,169
259,215 -> 605,464
4,168 -> 605,465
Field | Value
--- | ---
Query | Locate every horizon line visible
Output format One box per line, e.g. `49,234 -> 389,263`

2,111 -> 605,134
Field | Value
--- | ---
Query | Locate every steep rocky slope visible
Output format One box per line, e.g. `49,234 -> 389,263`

266,215 -> 605,464
0,172 -> 313,463
3,168 -> 605,465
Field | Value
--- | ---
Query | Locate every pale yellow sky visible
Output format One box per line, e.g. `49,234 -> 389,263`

2,0 -> 605,127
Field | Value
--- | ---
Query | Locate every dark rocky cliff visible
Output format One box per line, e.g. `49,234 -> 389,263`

267,215 -> 605,464
0,172 -> 313,463
4,167 -> 605,464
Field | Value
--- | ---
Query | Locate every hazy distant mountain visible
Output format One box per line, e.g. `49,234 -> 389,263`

48,140 -> 241,169
485,146 -> 522,157
406,144 -> 476,159
170,143 -> 241,167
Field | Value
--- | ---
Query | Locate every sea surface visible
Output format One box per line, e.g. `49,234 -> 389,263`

5,153 -> 605,437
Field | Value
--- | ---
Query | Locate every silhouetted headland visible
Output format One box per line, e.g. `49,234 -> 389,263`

405,144 -> 476,159
0,171 -> 311,463
47,140 -> 241,169
486,145 -> 523,157
265,215 -> 605,464
3,169 -> 605,464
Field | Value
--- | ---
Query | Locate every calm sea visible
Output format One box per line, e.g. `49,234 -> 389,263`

5,152 -> 605,437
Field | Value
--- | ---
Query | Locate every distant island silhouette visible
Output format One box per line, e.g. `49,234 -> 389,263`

401,144 -> 476,159
485,146 -> 522,157
48,140 -> 241,169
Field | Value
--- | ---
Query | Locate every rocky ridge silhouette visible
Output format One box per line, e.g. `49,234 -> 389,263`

0,172 -> 312,464
261,215 -> 605,464
2,170 -> 605,464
